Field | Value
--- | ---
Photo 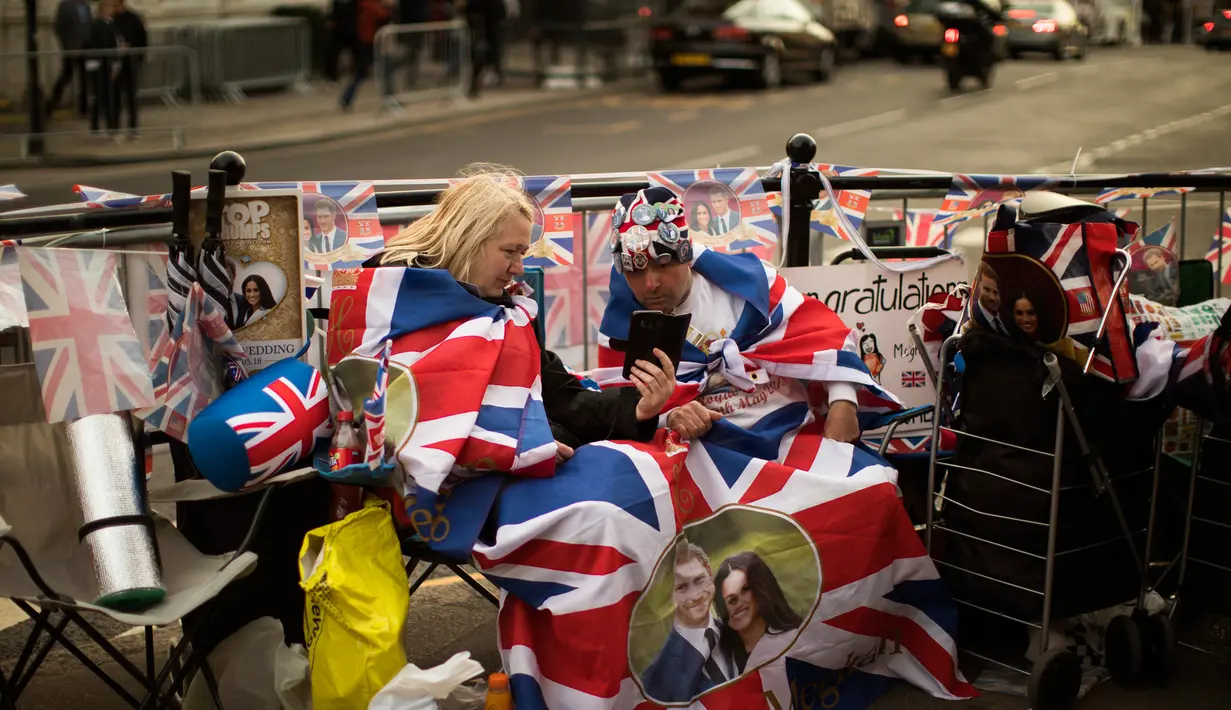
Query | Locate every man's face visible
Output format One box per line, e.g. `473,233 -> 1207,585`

672,557 -> 714,629
315,204 -> 335,232
623,261 -> 691,313
709,191 -> 730,216
978,276 -> 1000,313
1145,251 -> 1167,273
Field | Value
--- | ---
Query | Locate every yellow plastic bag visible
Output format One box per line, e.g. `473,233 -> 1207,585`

299,499 -> 409,710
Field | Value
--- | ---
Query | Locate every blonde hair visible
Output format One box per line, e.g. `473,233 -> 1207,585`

381,163 -> 536,284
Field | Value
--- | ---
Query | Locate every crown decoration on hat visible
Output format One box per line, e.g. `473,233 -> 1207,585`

610,187 -> 693,273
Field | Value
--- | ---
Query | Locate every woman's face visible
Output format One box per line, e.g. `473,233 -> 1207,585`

472,216 -> 530,298
1013,297 -> 1037,336
721,569 -> 759,633
301,219 -> 311,241
861,338 -> 874,354
695,203 -> 711,230
244,280 -> 261,307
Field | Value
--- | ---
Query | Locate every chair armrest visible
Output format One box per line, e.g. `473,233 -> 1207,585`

147,466 -> 318,504
0,513 -> 10,538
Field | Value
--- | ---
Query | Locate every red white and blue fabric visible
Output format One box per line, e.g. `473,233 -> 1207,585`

1128,217 -> 1178,255
522,176 -> 574,269
74,184 -> 171,210
649,169 -> 778,260
1095,185 -> 1194,205
810,164 -> 876,240
327,267 -> 557,494
188,353 -> 332,492
138,281 -> 248,442
246,181 -> 382,269
542,211 -> 613,363
0,185 -> 25,201
892,209 -> 947,248
935,175 -> 1056,227
476,429 -> 974,709
0,240 -> 27,331
17,248 -> 156,422
364,338 -> 392,468
1203,208 -> 1231,285
981,206 -> 1137,383
594,247 -> 902,431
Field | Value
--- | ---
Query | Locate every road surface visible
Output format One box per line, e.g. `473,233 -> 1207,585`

2,43 -> 1230,709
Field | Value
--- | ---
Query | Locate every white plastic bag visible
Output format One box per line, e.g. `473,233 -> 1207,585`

183,617 -> 311,710
368,652 -> 484,710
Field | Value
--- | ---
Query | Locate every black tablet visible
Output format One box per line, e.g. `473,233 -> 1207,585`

622,310 -> 692,380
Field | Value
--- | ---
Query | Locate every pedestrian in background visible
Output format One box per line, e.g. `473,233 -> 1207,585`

462,0 -> 508,98
45,0 -> 93,119
84,0 -> 121,137
340,0 -> 394,110
113,0 -> 148,140
327,0 -> 359,84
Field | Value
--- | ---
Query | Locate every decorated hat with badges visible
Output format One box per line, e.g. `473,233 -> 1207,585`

610,187 -> 692,273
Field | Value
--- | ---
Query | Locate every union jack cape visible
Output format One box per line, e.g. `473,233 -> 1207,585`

326,267 -> 557,494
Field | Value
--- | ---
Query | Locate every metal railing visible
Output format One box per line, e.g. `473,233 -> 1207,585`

374,21 -> 470,114
157,18 -> 313,103
523,17 -> 653,88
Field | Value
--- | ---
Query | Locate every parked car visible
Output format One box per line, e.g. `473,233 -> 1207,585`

1004,0 -> 1089,59
889,0 -> 945,62
650,0 -> 840,90
1204,7 -> 1231,49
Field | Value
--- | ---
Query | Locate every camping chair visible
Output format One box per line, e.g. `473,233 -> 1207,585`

0,362 -> 314,709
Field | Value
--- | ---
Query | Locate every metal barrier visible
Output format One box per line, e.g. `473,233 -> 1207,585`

159,18 -> 313,103
522,17 -> 652,88
0,45 -> 202,159
374,21 -> 469,114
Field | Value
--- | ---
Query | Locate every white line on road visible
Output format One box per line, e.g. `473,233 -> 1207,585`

1016,72 -> 1057,90
812,109 -> 906,140
669,145 -> 763,170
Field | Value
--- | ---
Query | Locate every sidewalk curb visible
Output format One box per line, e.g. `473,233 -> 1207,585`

2,82 -> 648,170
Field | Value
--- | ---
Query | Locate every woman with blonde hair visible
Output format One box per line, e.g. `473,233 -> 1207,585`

363,164 -> 674,452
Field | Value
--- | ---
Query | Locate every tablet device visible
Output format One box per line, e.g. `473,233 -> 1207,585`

622,310 -> 692,380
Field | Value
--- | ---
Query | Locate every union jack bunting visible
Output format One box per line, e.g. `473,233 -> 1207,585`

934,174 -> 1056,227
121,247 -> 171,357
810,164 -> 876,241
137,281 -> 248,442
1127,217 -> 1178,255
522,176 -> 575,269
892,209 -> 946,248
243,181 -> 382,270
1095,185 -> 1194,205
1204,209 -> 1231,284
477,429 -> 973,709
648,168 -> 778,261
542,211 -> 614,369
363,339 -> 392,469
0,185 -> 25,201
327,267 -> 557,494
0,241 -> 26,331
18,248 -> 156,422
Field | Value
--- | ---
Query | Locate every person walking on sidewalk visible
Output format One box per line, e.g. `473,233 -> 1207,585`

84,0 -> 122,137
340,0 -> 394,110
45,0 -> 93,119
462,0 -> 508,99
327,0 -> 359,84
113,0 -> 148,140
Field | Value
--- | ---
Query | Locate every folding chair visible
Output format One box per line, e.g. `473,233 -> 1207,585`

0,362 -> 314,709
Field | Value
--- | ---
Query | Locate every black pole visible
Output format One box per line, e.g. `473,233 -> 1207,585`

784,133 -> 819,268
25,0 -> 45,157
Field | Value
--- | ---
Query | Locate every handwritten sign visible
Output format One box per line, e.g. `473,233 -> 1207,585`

781,259 -> 969,436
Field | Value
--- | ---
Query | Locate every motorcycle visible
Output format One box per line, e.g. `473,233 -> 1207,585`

936,0 -> 1006,92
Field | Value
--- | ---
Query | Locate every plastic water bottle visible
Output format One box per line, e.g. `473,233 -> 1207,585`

484,673 -> 512,710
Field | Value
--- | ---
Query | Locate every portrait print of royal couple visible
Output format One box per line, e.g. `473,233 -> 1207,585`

683,182 -> 747,248
639,538 -> 803,703
301,195 -> 349,255
970,258 -> 1070,346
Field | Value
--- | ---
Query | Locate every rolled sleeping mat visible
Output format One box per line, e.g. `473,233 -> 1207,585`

65,414 -> 166,611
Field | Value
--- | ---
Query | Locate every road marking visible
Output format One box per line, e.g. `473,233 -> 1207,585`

723,96 -> 757,112
1029,102 -> 1231,174
669,144 -> 762,170
1016,72 -> 1057,90
542,119 -> 642,136
813,109 -> 906,140
668,111 -> 699,123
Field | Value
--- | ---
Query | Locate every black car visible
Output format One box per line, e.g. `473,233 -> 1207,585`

1204,8 -> 1231,50
650,0 -> 840,91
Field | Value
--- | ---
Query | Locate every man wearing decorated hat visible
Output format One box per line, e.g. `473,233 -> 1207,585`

597,187 -> 901,453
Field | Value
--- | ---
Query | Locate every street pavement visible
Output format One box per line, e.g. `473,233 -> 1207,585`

2,43 -> 1231,709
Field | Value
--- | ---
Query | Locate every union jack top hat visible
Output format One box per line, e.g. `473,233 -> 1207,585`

610,187 -> 692,274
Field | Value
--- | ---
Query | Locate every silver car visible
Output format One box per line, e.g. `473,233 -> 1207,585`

1005,0 -> 1090,59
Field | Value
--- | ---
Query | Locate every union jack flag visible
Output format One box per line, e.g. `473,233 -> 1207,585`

74,184 -> 173,209
1203,209 -> 1231,284
1130,217 -> 1178,254
810,164 -> 877,241
935,174 -> 1056,227
225,370 -> 332,486
901,370 -> 926,388
649,168 -> 778,261
125,247 -> 171,357
243,181 -> 382,270
17,248 -> 156,422
328,267 -> 557,494
363,339 -> 391,469
522,176 -> 574,269
542,211 -> 614,369
0,241 -> 26,331
477,431 -> 974,709
983,207 -> 1137,382
0,185 -> 25,201
1095,185 -> 1194,205
138,281 -> 248,442
891,209 -> 946,248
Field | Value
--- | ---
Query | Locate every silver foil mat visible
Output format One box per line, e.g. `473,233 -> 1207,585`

65,414 -> 164,603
